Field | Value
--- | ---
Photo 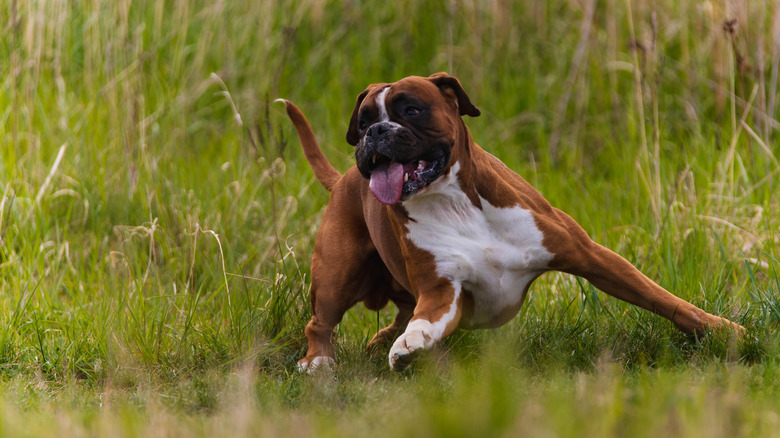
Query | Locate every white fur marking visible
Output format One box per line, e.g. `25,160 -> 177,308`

402,162 -> 554,328
298,356 -> 335,374
371,86 -> 404,132
388,282 -> 463,369
388,318 -> 438,370
376,87 -> 391,122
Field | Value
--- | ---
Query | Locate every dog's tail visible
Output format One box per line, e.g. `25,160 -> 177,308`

276,99 -> 341,192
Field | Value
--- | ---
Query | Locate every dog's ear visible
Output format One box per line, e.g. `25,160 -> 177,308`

346,88 -> 371,146
428,72 -> 481,117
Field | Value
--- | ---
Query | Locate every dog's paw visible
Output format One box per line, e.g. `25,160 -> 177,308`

297,356 -> 335,374
366,326 -> 402,355
388,320 -> 435,371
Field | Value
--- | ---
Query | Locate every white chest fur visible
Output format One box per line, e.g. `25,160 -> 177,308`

402,162 -> 554,328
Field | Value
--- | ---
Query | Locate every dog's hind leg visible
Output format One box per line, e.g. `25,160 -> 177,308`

366,292 -> 415,354
298,253 -> 367,373
298,201 -> 392,373
298,284 -> 347,373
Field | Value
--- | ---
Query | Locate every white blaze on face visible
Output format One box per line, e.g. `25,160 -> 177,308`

375,86 -> 391,122
367,85 -> 406,205
373,85 -> 404,128
367,84 -> 407,141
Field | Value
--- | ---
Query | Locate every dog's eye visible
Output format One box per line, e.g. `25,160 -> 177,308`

404,106 -> 422,117
358,120 -> 368,131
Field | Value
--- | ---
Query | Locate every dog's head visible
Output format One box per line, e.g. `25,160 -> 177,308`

346,73 -> 480,205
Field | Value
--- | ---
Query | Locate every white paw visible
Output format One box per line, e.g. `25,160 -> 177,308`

297,356 -> 335,374
388,320 -> 436,371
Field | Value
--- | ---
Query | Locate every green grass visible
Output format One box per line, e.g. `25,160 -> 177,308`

1,0 -> 779,436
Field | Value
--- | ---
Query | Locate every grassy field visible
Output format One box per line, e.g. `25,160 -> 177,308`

1,0 -> 779,436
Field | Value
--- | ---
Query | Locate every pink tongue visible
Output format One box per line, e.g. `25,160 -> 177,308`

369,161 -> 404,205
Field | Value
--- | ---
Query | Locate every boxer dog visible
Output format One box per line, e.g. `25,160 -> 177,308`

278,73 -> 742,372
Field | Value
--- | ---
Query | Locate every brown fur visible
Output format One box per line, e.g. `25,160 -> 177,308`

280,74 -> 743,371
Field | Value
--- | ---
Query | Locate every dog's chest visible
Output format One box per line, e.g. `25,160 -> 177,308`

402,163 -> 554,328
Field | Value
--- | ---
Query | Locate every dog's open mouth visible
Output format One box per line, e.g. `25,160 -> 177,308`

368,154 -> 445,205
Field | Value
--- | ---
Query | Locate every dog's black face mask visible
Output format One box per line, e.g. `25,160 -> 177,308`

346,74 -> 480,205
356,119 -> 450,205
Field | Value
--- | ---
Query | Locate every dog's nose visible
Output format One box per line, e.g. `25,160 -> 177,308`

366,122 -> 393,140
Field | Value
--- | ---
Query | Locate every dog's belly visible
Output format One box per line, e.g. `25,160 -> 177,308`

403,162 -> 554,328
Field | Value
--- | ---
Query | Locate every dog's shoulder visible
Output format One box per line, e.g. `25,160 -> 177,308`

470,145 -> 554,214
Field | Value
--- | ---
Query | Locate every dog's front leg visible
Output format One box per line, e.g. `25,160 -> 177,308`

546,210 -> 744,334
388,282 -> 463,371
569,242 -> 743,334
